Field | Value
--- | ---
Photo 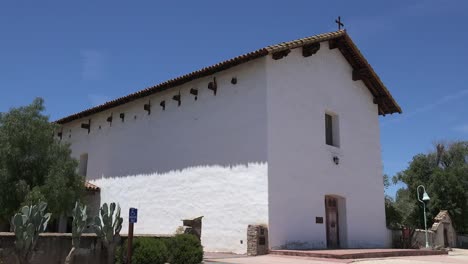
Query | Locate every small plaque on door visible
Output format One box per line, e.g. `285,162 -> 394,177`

316,217 -> 324,224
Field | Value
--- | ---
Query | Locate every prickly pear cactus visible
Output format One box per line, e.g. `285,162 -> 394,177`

11,202 -> 51,264
65,202 -> 91,264
92,202 -> 123,264
71,201 -> 90,248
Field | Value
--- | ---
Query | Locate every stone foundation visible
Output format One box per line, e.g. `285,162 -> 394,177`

247,224 -> 269,256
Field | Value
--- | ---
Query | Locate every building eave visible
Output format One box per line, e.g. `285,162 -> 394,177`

55,30 -> 401,125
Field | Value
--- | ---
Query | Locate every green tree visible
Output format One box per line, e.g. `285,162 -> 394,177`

384,174 -> 403,228
0,98 -> 84,226
393,141 -> 468,232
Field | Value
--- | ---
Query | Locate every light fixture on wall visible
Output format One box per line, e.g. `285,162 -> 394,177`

231,77 -> 237,85
144,101 -> 151,115
333,156 -> 340,165
120,113 -> 125,122
160,100 -> 166,111
208,77 -> 217,95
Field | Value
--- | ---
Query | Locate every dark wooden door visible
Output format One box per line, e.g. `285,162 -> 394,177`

325,196 -> 340,248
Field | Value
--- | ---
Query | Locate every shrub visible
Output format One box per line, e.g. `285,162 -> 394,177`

116,237 -> 169,264
166,234 -> 203,264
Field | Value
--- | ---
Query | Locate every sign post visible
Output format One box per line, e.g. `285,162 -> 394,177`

127,208 -> 138,264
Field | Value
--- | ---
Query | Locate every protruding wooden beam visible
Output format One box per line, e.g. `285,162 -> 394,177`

106,114 -> 113,126
374,96 -> 390,115
272,49 -> 290,60
172,93 -> 181,106
190,88 -> 198,100
373,97 -> 387,105
81,119 -> 91,134
144,101 -> 151,115
208,77 -> 217,95
352,68 -> 371,81
302,43 -> 320,57
160,100 -> 166,110
329,39 -> 339,49
329,38 -> 346,50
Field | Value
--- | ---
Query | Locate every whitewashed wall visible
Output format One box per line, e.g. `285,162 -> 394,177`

61,40 -> 390,253
266,42 -> 387,249
93,163 -> 267,254
61,59 -> 269,253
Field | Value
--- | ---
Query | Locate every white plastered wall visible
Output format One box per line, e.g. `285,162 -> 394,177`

61,59 -> 269,253
266,41 -> 387,249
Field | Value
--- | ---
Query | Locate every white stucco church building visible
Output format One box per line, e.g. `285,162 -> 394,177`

56,30 -> 401,254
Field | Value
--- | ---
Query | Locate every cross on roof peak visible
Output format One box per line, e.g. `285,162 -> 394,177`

335,16 -> 344,30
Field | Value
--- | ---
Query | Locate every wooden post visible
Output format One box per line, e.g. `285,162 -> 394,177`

127,222 -> 134,264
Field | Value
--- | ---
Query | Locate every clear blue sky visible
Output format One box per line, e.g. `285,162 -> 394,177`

1,1 -> 467,196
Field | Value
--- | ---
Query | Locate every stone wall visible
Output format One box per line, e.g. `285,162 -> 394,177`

0,232 -> 172,264
413,229 -> 435,248
247,225 -> 268,256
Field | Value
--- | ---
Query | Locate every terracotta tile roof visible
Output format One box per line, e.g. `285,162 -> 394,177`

55,30 -> 401,124
84,181 -> 100,192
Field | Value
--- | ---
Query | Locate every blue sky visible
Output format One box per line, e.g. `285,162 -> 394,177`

0,1 -> 467,196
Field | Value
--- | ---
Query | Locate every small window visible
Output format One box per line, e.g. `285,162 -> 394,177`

325,113 -> 339,147
79,153 -> 88,177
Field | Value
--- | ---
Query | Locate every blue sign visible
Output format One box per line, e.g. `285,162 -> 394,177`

129,208 -> 138,223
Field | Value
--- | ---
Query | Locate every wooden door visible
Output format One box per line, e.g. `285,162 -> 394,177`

325,196 -> 340,248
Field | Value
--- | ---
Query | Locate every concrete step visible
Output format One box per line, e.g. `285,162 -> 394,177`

269,248 -> 448,259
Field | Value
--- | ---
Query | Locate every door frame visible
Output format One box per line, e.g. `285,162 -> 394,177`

325,196 -> 340,248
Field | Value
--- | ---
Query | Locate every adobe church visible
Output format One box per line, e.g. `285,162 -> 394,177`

56,30 -> 401,253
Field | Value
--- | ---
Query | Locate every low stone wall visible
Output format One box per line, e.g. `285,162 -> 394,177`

0,232 -> 172,264
412,229 -> 435,248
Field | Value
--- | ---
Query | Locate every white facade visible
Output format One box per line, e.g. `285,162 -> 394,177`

60,39 -> 389,253
266,42 -> 386,249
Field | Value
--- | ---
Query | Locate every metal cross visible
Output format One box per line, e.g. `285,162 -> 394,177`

335,16 -> 344,30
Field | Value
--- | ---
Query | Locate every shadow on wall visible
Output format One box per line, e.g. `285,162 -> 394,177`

92,161 -> 268,181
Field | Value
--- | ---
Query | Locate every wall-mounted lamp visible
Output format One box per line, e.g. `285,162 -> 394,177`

231,77 -> 237,85
120,113 -> 125,122
160,100 -> 166,111
333,156 -> 340,165
208,77 -> 217,95
57,131 -> 63,140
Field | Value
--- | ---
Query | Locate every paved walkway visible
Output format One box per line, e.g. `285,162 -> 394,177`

205,249 -> 468,264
